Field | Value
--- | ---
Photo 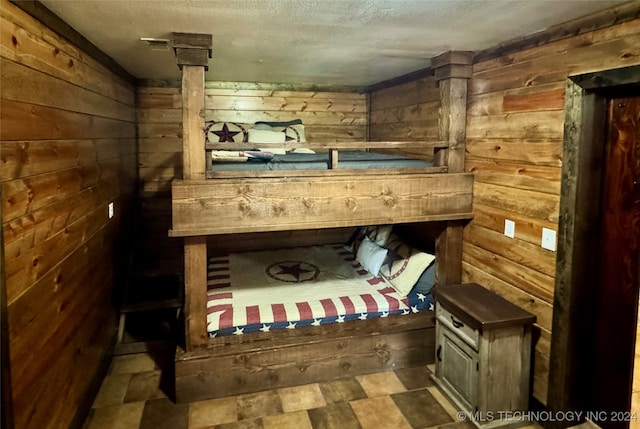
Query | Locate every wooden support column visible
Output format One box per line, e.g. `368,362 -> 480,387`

433,51 -> 473,286
172,32 -> 212,351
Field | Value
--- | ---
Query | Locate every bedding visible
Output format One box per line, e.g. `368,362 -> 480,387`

206,244 -> 435,338
211,150 -> 433,170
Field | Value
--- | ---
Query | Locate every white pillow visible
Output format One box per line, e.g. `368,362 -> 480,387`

356,237 -> 388,276
248,129 -> 286,143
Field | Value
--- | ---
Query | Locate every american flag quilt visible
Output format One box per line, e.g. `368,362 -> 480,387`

206,244 -> 434,337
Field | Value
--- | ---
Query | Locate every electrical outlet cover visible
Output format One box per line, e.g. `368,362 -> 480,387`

504,219 -> 515,238
541,227 -> 556,251
108,202 -> 114,219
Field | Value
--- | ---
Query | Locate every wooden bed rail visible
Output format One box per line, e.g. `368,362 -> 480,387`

205,140 -> 449,150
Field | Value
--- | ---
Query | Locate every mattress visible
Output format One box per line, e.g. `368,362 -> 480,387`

211,150 -> 433,171
206,244 -> 434,337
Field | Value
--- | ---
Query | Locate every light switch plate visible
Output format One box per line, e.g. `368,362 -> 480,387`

504,219 -> 515,238
541,227 -> 556,251
108,202 -> 114,219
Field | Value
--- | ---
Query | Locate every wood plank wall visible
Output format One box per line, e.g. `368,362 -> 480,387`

136,83 -> 367,259
0,1 -> 137,427
464,18 -> 640,405
368,74 -> 441,159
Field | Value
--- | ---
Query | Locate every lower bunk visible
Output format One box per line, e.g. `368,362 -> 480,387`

174,227 -> 439,402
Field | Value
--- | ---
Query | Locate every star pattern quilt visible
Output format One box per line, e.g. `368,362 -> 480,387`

206,244 -> 434,337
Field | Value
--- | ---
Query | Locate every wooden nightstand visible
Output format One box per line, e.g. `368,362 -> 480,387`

432,283 -> 536,429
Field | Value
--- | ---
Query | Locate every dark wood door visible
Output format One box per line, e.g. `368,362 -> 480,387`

591,95 -> 640,428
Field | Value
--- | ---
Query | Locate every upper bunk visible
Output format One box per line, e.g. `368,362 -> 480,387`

168,34 -> 474,238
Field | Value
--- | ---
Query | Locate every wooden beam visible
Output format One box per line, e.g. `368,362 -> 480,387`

432,51 -> 472,286
183,236 -> 208,350
181,66 -> 206,180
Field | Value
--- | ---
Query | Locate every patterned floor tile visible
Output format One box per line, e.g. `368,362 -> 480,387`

139,398 -> 189,429
426,386 -> 461,420
92,374 -> 132,408
84,350 -> 470,429
124,371 -> 166,403
392,388 -> 454,428
189,396 -> 238,428
213,418 -> 264,429
262,410 -> 313,429
318,378 -> 367,404
350,395 -> 412,429
85,401 -> 146,429
356,371 -> 407,397
278,384 -> 326,413
307,402 -> 362,429
394,365 -> 434,391
236,390 -> 283,420
110,354 -> 158,375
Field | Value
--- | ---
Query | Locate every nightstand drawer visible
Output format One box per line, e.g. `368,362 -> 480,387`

436,304 -> 479,349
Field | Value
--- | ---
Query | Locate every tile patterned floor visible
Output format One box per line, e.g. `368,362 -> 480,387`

83,352 -> 539,429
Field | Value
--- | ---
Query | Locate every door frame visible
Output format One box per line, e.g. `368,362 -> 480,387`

548,65 -> 640,416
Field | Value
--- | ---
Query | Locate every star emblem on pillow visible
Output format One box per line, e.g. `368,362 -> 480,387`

212,123 -> 240,142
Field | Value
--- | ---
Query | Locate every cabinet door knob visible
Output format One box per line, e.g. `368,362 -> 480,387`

451,315 -> 464,328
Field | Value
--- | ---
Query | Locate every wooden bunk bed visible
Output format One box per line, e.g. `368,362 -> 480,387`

168,33 -> 474,402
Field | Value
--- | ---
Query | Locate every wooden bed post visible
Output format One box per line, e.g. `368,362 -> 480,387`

432,51 -> 473,286
172,32 -> 212,350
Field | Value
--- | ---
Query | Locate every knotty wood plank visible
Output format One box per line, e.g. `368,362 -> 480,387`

170,173 -> 473,236
204,94 -> 367,113
470,33 -> 640,96
474,3 -> 640,70
466,110 -> 565,139
466,158 -> 561,195
2,158 -> 120,223
368,121 -> 439,141
137,123 -> 182,139
467,82 -> 565,117
0,9 -> 134,103
205,110 -> 367,126
3,180 -> 115,259
0,99 -> 135,141
305,125 -> 366,141
463,222 -> 556,277
1,59 -> 134,122
368,100 -> 440,124
5,200 -> 114,304
470,202 -> 558,247
138,137 -> 182,153
204,88 -> 367,100
466,138 -> 563,166
367,76 -> 441,111
473,181 -> 560,223
462,242 -> 555,303
137,108 -> 182,124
